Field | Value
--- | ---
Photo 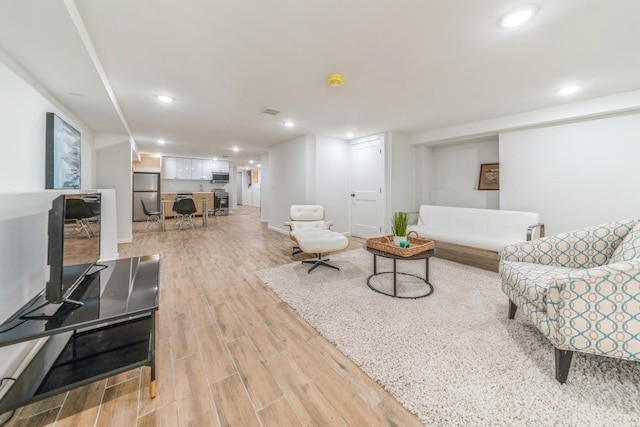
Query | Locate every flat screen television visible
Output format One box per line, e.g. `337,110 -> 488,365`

46,193 -> 102,305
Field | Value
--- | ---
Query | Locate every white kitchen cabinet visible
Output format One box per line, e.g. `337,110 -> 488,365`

191,159 -> 203,180
176,158 -> 192,179
212,160 -> 230,173
163,156 -> 219,180
201,160 -> 213,180
162,156 -> 177,179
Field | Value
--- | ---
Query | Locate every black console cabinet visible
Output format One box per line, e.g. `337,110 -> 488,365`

0,255 -> 160,415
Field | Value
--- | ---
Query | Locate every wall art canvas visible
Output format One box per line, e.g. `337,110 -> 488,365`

478,163 -> 499,190
46,113 -> 81,189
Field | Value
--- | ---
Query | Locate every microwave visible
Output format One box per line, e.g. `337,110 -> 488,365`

211,172 -> 230,183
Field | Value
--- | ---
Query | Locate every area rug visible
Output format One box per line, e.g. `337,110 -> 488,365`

255,249 -> 640,426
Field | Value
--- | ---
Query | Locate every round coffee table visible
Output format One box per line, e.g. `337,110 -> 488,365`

363,243 -> 435,299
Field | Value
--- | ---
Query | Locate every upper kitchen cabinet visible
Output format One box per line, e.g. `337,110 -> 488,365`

176,158 -> 192,179
162,156 -> 177,179
201,160 -> 213,180
212,160 -> 230,173
191,159 -> 203,180
162,156 -> 217,180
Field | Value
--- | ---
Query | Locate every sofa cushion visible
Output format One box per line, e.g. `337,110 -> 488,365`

610,223 -> 640,263
500,261 -> 575,311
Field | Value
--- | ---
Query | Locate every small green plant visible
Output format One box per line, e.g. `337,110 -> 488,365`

391,211 -> 408,237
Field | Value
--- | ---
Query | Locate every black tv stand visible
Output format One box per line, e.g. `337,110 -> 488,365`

0,255 -> 160,415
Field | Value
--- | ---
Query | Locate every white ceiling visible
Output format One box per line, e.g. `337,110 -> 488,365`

1,0 -> 640,165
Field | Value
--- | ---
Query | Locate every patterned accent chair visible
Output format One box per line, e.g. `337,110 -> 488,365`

500,219 -> 640,383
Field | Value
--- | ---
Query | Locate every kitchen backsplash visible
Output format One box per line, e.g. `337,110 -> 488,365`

161,179 -> 229,193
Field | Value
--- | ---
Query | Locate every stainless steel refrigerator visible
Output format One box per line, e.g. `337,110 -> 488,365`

132,172 -> 161,221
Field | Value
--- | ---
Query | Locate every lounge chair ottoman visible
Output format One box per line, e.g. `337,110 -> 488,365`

293,229 -> 349,273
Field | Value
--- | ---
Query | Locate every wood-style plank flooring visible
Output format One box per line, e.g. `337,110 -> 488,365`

2,205 -> 424,426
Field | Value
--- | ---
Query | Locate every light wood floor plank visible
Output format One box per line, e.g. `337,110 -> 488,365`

225,335 -> 283,410
265,352 -> 341,426
257,396 -> 302,427
210,374 -> 261,427
237,310 -> 284,360
212,302 -> 246,342
136,401 -> 179,427
195,324 -> 237,385
308,335 -> 385,406
173,354 -> 220,427
55,379 -> 106,427
96,377 -> 140,427
169,312 -> 199,361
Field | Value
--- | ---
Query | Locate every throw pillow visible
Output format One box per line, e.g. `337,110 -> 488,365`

610,222 -> 640,263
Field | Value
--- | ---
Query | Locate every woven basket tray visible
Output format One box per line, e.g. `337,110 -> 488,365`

366,231 -> 435,257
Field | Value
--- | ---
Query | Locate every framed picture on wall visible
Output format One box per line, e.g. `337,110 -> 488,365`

478,163 -> 499,190
45,112 -> 81,189
252,170 -> 259,183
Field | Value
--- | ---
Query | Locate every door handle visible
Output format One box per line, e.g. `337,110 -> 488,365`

350,193 -> 355,197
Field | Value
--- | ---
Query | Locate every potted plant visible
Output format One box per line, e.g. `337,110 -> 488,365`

391,211 -> 408,246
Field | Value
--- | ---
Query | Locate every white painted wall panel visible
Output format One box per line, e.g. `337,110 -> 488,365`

500,112 -> 640,235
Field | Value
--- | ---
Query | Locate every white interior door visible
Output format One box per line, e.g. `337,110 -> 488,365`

350,135 -> 384,238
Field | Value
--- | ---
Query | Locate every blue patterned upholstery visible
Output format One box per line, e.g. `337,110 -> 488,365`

500,219 -> 640,382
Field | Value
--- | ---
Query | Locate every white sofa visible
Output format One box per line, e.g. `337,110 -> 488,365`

408,205 -> 544,252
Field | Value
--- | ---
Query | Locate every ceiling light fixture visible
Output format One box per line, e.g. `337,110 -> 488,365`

499,4 -> 538,28
283,121 -> 295,128
327,74 -> 345,87
157,139 -> 165,144
155,94 -> 174,103
557,84 -> 582,96
346,132 -> 354,138
232,147 -> 239,152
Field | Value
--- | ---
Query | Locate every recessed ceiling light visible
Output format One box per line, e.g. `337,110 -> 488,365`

249,160 -> 254,164
213,157 -> 218,161
232,147 -> 239,152
557,85 -> 582,96
157,139 -> 165,144
155,94 -> 174,103
346,132 -> 354,138
499,4 -> 538,28
283,121 -> 295,128
257,164 -> 261,168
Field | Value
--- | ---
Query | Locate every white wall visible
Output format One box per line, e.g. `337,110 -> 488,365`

96,142 -> 132,243
387,132 -> 416,215
500,112 -> 640,235
414,145 -> 433,206
260,154 -> 269,222
414,137 -> 499,209
0,58 -> 95,192
266,135 -> 315,233
315,136 -> 350,232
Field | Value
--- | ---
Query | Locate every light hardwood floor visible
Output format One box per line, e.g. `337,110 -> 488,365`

2,205 -> 424,427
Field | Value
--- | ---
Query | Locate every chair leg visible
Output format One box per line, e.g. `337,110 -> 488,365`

555,348 -> 574,384
292,245 -> 302,256
76,219 -> 93,239
508,300 -> 517,319
302,253 -> 340,274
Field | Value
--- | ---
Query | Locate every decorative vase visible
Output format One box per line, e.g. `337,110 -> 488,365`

393,235 -> 407,246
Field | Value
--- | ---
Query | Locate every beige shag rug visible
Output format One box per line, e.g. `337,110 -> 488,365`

255,249 -> 640,426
